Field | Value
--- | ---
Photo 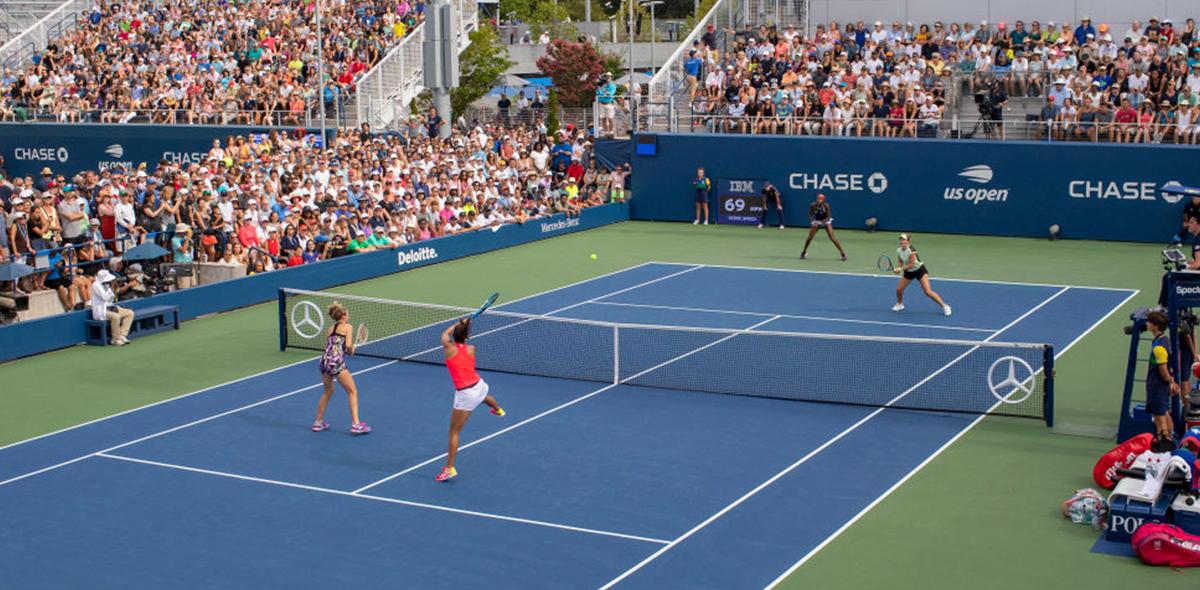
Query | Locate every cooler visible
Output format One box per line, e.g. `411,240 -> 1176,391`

1107,476 -> 1176,543
1171,493 -> 1200,536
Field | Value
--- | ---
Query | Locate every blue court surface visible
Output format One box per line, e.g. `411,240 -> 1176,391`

0,263 -> 1136,589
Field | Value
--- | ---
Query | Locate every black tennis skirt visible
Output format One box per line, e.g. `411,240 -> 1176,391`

903,265 -> 928,281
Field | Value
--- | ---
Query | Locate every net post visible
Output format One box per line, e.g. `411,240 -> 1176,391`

278,289 -> 287,352
1043,344 -> 1055,428
613,325 -> 620,384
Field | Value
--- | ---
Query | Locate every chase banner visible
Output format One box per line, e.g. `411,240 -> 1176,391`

0,123 -> 335,179
632,133 -> 1200,243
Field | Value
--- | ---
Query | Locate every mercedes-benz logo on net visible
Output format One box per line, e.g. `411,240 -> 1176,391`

290,301 -> 325,339
988,356 -> 1036,404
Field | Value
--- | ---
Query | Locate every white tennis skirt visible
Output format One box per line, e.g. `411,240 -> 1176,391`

453,380 -> 489,411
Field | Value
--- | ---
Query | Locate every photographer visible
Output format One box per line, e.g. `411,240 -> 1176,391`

90,270 -> 134,346
118,263 -> 153,300
983,79 -> 1009,139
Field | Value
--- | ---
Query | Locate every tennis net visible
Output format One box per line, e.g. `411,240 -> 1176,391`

279,288 -> 1055,424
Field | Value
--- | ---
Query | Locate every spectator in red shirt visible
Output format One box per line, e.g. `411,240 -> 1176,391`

1114,98 -> 1138,142
237,214 -> 260,249
566,160 -> 585,183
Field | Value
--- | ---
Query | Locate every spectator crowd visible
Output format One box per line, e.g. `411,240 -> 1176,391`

675,14 -> 1200,142
0,118 -> 625,320
0,0 -> 426,124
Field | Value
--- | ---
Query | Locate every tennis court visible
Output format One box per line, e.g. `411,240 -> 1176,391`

0,261 -> 1134,589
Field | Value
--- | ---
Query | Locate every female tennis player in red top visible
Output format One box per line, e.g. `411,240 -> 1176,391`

437,318 -> 505,482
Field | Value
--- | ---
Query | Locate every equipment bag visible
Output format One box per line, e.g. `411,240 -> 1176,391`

1095,433 -> 1156,489
1133,523 -> 1200,569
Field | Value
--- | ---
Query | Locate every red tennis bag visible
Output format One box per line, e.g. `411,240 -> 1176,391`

1094,433 -> 1156,489
1133,523 -> 1200,568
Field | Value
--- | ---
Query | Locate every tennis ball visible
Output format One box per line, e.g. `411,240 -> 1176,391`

590,254 -> 597,260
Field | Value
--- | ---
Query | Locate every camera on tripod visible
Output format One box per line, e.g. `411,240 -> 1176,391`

974,87 -> 1000,118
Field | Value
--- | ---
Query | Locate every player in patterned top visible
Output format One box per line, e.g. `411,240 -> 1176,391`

892,233 -> 951,316
436,318 -> 505,482
312,302 -> 370,434
1146,311 -> 1180,441
800,193 -> 846,260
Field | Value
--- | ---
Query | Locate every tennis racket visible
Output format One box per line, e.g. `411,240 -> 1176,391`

877,254 -> 895,273
356,323 -> 369,346
471,292 -> 499,319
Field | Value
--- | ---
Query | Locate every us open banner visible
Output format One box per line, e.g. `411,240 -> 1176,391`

631,133 -> 1200,243
715,179 -> 765,225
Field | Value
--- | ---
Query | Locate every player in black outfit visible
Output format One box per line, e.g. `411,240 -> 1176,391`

759,181 -> 784,229
800,193 -> 846,260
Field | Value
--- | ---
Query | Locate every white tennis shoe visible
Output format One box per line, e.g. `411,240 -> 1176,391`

891,303 -> 904,312
943,305 -> 953,316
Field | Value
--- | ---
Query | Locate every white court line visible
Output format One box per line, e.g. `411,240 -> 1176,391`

395,265 -> 703,362
96,453 -> 668,546
595,287 -> 1071,590
0,261 -> 662,455
353,314 -> 780,495
650,261 -> 1138,293
587,301 -> 998,333
0,360 -> 396,488
760,286 -> 1140,590
0,263 -> 700,491
0,356 -> 319,454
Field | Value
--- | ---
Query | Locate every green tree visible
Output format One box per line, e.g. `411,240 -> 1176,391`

527,3 -> 579,41
498,0 -> 535,21
450,26 -> 516,116
546,88 -> 561,135
536,38 -> 610,107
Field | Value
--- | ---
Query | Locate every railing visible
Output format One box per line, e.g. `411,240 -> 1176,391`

646,0 -> 733,128
353,0 -> 476,131
462,104 -> 595,130
740,0 -> 806,29
0,0 -> 86,71
659,111 -> 1200,145
5,228 -> 177,277
0,106 -> 322,127
645,0 -> 812,132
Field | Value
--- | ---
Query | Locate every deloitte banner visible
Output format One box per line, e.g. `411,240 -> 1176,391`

0,203 -> 629,363
0,123 -> 335,179
630,134 -> 1200,243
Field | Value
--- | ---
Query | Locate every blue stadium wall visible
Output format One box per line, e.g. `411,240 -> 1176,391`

0,203 -> 629,363
629,133 -> 1198,243
0,123 -> 336,179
